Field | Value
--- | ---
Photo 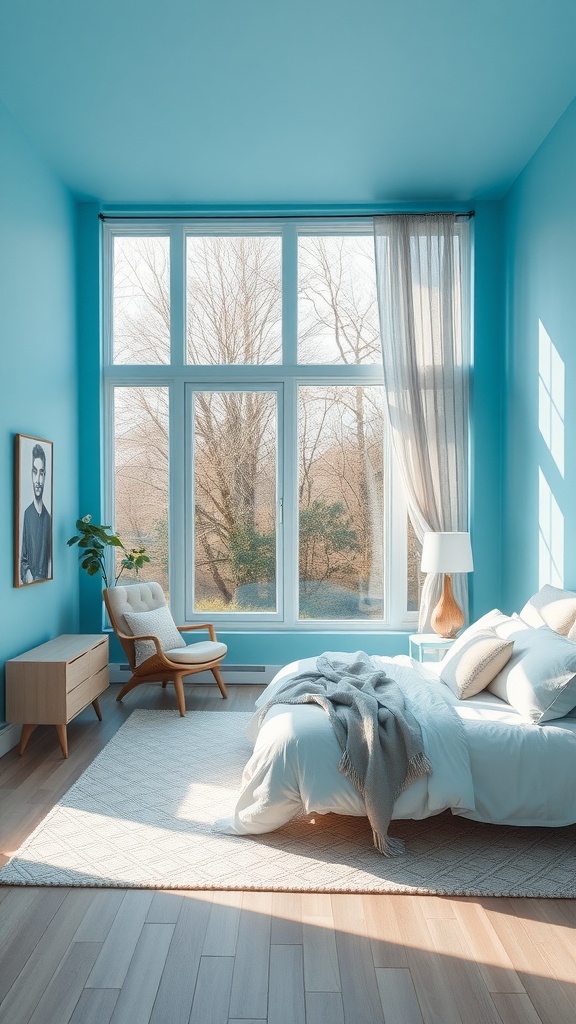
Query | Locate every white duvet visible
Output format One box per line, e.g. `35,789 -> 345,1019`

214,653 -> 576,838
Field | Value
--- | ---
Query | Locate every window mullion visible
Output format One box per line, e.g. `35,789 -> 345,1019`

283,377 -> 299,626
170,225 -> 185,366
282,224 -> 298,366
170,378 -> 186,620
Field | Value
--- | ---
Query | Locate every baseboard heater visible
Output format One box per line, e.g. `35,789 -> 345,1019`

109,663 -> 280,685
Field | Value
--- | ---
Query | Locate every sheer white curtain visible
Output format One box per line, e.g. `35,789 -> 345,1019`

374,214 -> 471,631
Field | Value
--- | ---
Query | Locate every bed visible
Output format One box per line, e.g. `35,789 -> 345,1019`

214,590 -> 576,847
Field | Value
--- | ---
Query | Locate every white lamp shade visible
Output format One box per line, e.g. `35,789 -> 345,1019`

420,532 -> 473,574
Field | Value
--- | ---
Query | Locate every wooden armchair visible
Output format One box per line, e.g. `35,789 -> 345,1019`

103,582 -> 227,717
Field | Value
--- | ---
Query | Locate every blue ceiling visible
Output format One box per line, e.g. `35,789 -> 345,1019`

1,0 -> 576,205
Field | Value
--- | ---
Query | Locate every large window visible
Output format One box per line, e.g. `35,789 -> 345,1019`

104,220 -> 417,629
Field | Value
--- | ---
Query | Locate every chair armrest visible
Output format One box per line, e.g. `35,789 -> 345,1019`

115,629 -> 166,660
177,623 -> 218,642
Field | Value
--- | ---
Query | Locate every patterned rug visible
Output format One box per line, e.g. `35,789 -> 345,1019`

1,709 -> 576,896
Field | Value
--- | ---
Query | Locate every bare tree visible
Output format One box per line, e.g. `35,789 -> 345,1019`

111,231 -> 386,617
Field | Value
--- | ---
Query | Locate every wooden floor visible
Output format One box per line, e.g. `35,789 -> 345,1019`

1,683 -> 576,1024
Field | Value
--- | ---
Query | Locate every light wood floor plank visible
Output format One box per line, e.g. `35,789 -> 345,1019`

146,890 -> 184,924
0,887 -> 68,1002
269,944 -> 306,1024
0,890 -> 97,1024
303,915 -> 341,993
362,894 -> 409,969
149,891 -> 213,1024
483,899 -> 576,1024
491,992 -> 546,1024
85,889 -> 154,989
108,922 -> 174,1024
68,988 -> 119,1024
426,917 -> 503,1024
331,895 -> 385,1024
0,888 -> 46,952
189,956 -> 234,1024
375,967 -> 424,1024
270,891 -> 303,943
202,891 -> 243,956
27,941 -> 101,1024
305,990 -> 346,1024
451,899 -> 525,994
229,891 -> 272,1020
73,889 -> 125,942
391,894 -> 464,1024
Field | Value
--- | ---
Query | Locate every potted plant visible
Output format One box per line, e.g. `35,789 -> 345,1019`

67,515 -> 150,588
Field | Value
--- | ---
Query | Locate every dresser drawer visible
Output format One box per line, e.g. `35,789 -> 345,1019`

66,649 -> 92,692
66,665 -> 109,721
90,639 -> 109,676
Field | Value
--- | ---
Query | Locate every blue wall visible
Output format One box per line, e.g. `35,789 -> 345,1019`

470,202 -> 507,619
503,97 -> 576,612
0,101 -> 80,724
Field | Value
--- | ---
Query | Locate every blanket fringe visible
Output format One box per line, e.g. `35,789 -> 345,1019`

339,750 -> 365,797
340,749 -> 431,857
401,751 -> 433,793
373,829 -> 405,857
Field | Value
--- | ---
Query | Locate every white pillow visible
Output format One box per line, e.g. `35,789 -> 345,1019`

124,605 -> 186,667
487,624 -> 576,723
520,584 -> 576,636
453,608 -> 529,643
440,628 -> 514,699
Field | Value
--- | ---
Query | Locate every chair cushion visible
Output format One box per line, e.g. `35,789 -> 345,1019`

124,605 -> 186,666
164,641 -> 228,664
106,582 -> 168,638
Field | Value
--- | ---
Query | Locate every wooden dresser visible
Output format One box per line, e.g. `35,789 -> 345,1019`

6,634 -> 109,758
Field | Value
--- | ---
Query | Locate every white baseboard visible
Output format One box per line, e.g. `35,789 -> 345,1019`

0,723 -> 22,757
108,663 -> 281,686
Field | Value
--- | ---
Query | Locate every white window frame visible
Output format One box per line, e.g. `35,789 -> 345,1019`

102,218 -> 418,631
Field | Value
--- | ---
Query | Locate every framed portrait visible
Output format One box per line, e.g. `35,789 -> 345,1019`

14,434 -> 53,587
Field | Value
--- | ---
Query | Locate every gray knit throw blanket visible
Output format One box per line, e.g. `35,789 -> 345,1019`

258,652 -> 432,856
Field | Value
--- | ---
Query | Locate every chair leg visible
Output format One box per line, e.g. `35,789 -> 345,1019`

173,674 -> 186,717
116,676 -> 144,702
211,664 -> 228,698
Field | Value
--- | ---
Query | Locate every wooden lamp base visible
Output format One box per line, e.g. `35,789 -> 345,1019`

430,574 -> 464,638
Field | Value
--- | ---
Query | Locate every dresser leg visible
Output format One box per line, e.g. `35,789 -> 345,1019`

92,697 -> 103,721
19,724 -> 36,755
55,724 -> 69,758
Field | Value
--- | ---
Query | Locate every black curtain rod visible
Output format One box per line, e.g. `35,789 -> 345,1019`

98,210 -> 475,222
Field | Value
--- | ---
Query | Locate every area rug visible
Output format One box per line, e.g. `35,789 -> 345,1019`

2,710 -> 576,896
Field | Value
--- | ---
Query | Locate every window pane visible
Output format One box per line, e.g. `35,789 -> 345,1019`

113,237 -> 170,364
298,235 -> 381,365
186,236 -> 282,364
298,385 -> 385,620
193,391 -> 277,612
113,387 -> 170,594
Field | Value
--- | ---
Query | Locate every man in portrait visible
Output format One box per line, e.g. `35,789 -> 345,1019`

20,442 -> 52,583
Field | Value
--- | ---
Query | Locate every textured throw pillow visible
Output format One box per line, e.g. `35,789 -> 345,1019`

520,584 -> 576,635
124,605 -> 186,667
487,625 -> 576,723
440,628 -> 515,699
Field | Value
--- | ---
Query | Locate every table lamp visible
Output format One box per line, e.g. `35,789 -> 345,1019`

420,532 -> 473,638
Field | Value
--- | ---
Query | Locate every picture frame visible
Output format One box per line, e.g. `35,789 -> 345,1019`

14,433 -> 53,587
